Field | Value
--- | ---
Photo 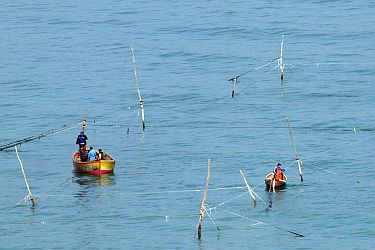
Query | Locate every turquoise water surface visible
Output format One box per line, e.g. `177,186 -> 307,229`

1,1 -> 374,249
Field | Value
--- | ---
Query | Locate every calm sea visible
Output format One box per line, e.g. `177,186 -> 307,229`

1,0 -> 374,249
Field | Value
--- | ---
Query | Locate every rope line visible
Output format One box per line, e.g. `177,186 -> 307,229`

204,206 -> 221,230
37,177 -> 74,199
37,185 -> 247,198
0,122 -> 81,151
302,132 -> 375,161
214,191 -> 248,208
89,109 -> 139,128
217,208 -> 304,237
148,103 -> 375,134
205,160 -> 297,211
302,161 -> 337,175
14,146 -> 35,207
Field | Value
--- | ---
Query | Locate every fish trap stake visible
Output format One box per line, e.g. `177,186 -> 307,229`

15,146 -> 36,207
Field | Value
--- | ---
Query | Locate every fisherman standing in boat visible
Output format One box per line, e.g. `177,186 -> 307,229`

76,131 -> 88,149
273,163 -> 285,181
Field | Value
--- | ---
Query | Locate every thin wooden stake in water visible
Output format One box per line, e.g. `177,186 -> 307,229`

131,46 -> 145,130
82,111 -> 87,132
197,159 -> 211,239
15,146 -> 36,207
287,118 -> 304,182
239,170 -> 256,206
279,35 -> 285,81
231,77 -> 237,98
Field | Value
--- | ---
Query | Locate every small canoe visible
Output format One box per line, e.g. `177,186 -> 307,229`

72,150 -> 115,175
265,172 -> 287,188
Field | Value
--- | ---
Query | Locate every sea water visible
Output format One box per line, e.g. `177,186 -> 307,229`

0,1 -> 374,249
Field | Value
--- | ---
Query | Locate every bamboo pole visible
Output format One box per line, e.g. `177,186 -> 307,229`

227,57 -> 280,97
130,46 -> 145,130
287,118 -> 304,182
197,159 -> 211,239
82,111 -> 87,132
279,35 -> 284,81
231,77 -> 237,98
239,170 -> 256,206
15,146 -> 36,207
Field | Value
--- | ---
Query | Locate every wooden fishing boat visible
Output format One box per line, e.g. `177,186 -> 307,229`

265,172 -> 287,188
72,150 -> 115,175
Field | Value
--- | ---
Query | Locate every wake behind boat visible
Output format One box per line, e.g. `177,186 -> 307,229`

72,150 -> 115,175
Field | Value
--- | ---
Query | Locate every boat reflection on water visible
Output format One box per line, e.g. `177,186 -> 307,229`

73,172 -> 116,187
265,185 -> 287,192
72,172 -> 116,205
265,187 -> 286,214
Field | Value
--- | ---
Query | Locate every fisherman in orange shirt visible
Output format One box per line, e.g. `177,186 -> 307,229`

273,163 -> 285,181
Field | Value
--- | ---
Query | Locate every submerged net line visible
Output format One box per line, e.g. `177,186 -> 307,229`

215,208 -> 304,237
149,103 -> 375,133
87,108 -> 140,128
0,177 -> 74,216
0,107 -> 139,151
0,122 -> 81,151
208,160 -> 297,210
37,177 -> 74,199
34,185 -> 247,198
0,212 -> 200,225
31,160 -> 298,210
33,159 -> 293,203
144,58 -> 279,112
302,161 -> 337,175
217,208 -> 262,224
127,110 -> 140,133
302,131 -> 375,162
